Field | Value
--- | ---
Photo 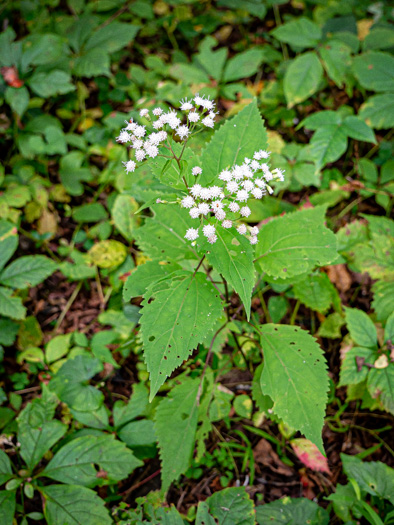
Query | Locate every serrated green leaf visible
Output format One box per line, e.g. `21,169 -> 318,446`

199,487 -> 255,525
271,17 -> 322,49
22,33 -> 65,66
0,287 -> 26,320
18,419 -> 67,471
141,271 -> 223,399
123,260 -> 181,301
134,203 -> 198,261
372,279 -> 394,323
49,355 -> 104,411
0,450 -> 13,486
368,366 -> 394,415
28,70 -> 75,98
344,307 -> 377,348
284,52 -> 323,108
352,51 -> 394,92
0,255 -> 56,289
198,225 -> 254,320
256,496 -> 329,525
255,207 -> 338,279
0,220 -> 18,272
43,485 -> 112,525
155,377 -> 200,491
259,324 -> 328,453
341,454 -> 394,504
85,22 -> 139,53
42,434 -> 142,487
112,194 -> 139,242
200,99 -> 267,186
0,491 -> 16,525
341,116 -> 376,143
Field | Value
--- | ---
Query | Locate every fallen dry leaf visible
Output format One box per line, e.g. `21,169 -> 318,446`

326,264 -> 352,293
253,439 -> 293,476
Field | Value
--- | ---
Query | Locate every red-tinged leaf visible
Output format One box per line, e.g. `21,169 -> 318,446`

1,66 -> 24,87
291,438 -> 330,474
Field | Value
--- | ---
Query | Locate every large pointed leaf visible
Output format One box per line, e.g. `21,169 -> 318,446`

123,260 -> 181,301
42,434 -> 142,487
43,485 -> 112,525
155,378 -> 200,491
256,497 -> 329,525
198,225 -> 255,320
141,271 -> 223,399
284,52 -> 323,107
259,324 -> 328,453
0,255 -> 56,289
200,99 -> 267,186
0,491 -> 16,525
0,287 -> 26,320
309,124 -> 348,171
255,207 -> 338,279
197,487 -> 255,525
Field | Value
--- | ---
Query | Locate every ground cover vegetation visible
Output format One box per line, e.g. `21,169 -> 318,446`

0,0 -> 393,524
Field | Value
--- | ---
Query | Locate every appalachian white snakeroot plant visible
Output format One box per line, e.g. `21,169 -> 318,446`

120,98 -> 338,491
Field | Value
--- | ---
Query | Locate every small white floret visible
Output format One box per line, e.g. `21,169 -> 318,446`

207,234 -> 217,244
176,125 -> 190,140
250,226 -> 259,236
192,166 -> 202,176
219,170 -> 232,182
237,224 -> 247,235
202,116 -> 214,128
189,207 -> 200,219
198,203 -> 210,215
135,149 -> 146,162
240,206 -> 251,218
199,187 -> 212,200
250,236 -> 258,245
134,125 -> 146,138
188,111 -> 200,123
226,180 -> 238,194
139,109 -> 149,117
203,224 -> 216,238
152,108 -> 163,116
180,99 -> 193,111
236,189 -> 249,202
122,160 -> 136,173
185,228 -> 199,241
181,196 -> 195,209
222,220 -> 232,228
228,202 -> 240,213
117,130 -> 132,143
190,184 -> 202,197
252,187 -> 263,199
215,209 -> 226,221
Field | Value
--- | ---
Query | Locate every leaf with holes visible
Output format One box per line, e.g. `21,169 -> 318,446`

255,206 -> 338,279
155,377 -> 200,491
196,487 -> 255,525
141,271 -> 223,400
200,99 -> 267,186
198,224 -> 254,320
259,324 -> 329,453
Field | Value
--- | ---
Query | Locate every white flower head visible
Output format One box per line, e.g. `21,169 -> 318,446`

189,207 -> 200,219
192,166 -> 202,176
185,228 -> 199,241
139,109 -> 149,118
152,118 -> 164,130
255,178 -> 266,189
250,236 -> 258,245
203,224 -> 216,238
222,220 -> 232,228
124,120 -> 137,132
188,111 -> 200,123
122,160 -> 136,173
145,144 -> 159,158
180,98 -> 193,111
134,125 -> 146,138
198,202 -> 210,215
226,180 -> 238,194
243,180 -> 254,192
190,184 -> 202,197
201,97 -> 215,110
251,160 -> 260,171
211,200 -> 223,211
210,186 -> 222,199
228,202 -> 240,213
117,130 -> 132,143
240,206 -> 251,218
163,111 -> 181,129
176,125 -> 190,140
219,170 -> 232,182
236,189 -> 249,202
207,234 -> 217,244
181,196 -> 195,209
135,149 -> 146,161
200,187 -> 212,200
252,187 -> 263,199
237,224 -> 247,235
202,116 -> 214,128
250,226 -> 259,236
152,107 -> 163,116
215,209 -> 226,221
272,167 -> 285,181
132,139 -> 144,149
194,94 -> 205,107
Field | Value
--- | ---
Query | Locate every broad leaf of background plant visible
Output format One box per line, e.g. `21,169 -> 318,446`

0,450 -> 13,486
255,206 -> 338,279
284,52 -> 323,108
293,272 -> 338,314
256,497 -> 329,525
309,124 -> 348,171
0,255 -> 56,289
155,377 -> 200,491
0,220 -> 18,272
17,419 -> 67,471
0,287 -> 26,320
134,204 -> 198,261
372,279 -> 394,322
222,48 -> 265,82
141,271 -> 223,399
271,17 -> 322,49
200,99 -> 267,186
0,491 -> 15,525
352,51 -> 394,92
338,347 -> 375,387
259,324 -> 328,453
42,434 -> 142,487
344,307 -> 377,348
359,94 -> 394,130
341,454 -> 394,504
196,487 -> 255,525
112,194 -> 139,242
42,485 -> 112,525
198,225 -> 254,320
49,355 -> 104,411
368,367 -> 394,415
319,41 -> 352,88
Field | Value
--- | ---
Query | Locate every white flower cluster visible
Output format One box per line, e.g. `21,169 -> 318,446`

117,94 -> 217,174
182,151 -> 285,245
